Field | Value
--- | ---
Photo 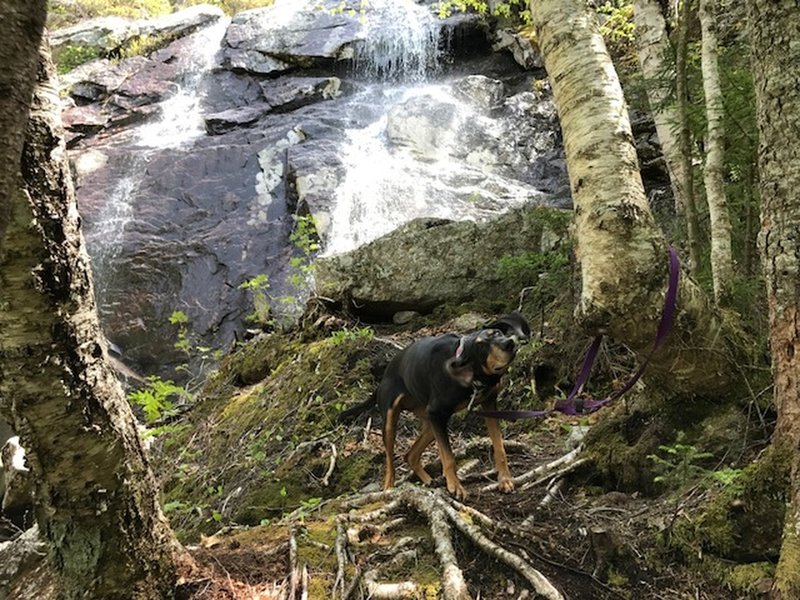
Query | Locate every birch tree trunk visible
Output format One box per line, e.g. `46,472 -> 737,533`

675,0 -> 704,277
0,8 -> 181,599
699,0 -> 734,304
632,0 -> 689,216
529,0 -> 741,397
746,2 -> 800,596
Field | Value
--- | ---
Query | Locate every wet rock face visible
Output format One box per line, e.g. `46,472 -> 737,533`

58,0 -> 576,374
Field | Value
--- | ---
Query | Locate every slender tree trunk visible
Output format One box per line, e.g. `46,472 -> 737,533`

632,0 -> 689,217
747,2 -> 800,597
529,0 -> 742,397
675,0 -> 704,277
0,13 -> 181,600
699,0 -> 734,303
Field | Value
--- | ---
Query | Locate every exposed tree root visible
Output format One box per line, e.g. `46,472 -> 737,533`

334,485 -> 564,600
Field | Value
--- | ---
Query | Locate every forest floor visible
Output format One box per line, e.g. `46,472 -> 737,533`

172,422 -> 739,600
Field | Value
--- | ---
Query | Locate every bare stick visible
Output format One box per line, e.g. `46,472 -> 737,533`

363,571 -> 420,599
333,519 -> 347,598
362,417 -> 372,447
399,487 -> 470,600
439,500 -> 564,600
482,446 -> 583,492
289,527 -> 298,600
300,564 -> 308,600
321,442 -> 338,487
519,458 -> 590,492
538,478 -> 565,507
341,490 -> 395,511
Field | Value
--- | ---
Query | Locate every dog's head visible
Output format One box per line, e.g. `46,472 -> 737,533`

445,312 -> 530,387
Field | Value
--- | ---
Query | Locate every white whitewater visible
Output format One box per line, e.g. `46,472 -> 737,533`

137,17 -> 230,148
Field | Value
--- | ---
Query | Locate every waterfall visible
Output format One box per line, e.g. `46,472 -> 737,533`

137,17 -> 230,148
87,18 -> 229,300
352,0 -> 442,81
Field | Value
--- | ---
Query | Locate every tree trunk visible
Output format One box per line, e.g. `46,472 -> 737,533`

530,0 -> 741,397
632,0 -> 689,216
0,1 -> 46,242
746,2 -> 800,597
675,0 -> 704,277
0,18 -> 180,600
699,0 -> 734,304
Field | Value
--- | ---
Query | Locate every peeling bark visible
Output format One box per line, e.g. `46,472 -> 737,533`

0,30 -> 180,600
632,0 -> 689,215
747,1 -> 800,596
699,0 -> 734,303
675,0 -> 704,277
530,0 -> 742,396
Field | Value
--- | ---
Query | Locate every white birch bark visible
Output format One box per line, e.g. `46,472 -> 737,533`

699,0 -> 734,303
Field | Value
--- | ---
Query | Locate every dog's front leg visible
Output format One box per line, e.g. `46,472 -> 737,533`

483,399 -> 514,492
429,412 -> 467,500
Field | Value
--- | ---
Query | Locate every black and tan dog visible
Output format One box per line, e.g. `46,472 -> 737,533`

344,312 -> 530,499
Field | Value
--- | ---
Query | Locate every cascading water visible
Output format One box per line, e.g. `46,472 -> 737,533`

321,0 -> 544,256
87,18 -> 230,295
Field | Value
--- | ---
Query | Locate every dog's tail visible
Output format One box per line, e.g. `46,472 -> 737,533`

339,391 -> 377,423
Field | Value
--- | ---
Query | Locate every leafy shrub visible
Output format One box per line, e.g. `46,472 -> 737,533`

56,44 -> 100,74
129,376 -> 190,422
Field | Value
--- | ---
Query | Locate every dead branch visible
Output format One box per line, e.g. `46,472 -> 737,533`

321,442 -> 338,487
398,487 -> 470,600
289,527 -> 298,600
519,458 -> 590,492
363,571 -> 420,599
538,478 -> 565,508
341,490 -> 394,511
439,501 -> 564,600
482,446 -> 584,492
300,564 -> 308,600
333,519 -> 347,599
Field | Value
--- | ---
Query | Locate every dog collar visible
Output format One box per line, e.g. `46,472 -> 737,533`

455,337 -> 465,359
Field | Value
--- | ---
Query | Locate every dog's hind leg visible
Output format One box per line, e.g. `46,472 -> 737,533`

405,410 -> 434,486
382,394 -> 404,491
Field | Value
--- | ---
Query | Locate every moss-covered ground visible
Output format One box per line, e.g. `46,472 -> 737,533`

151,281 -> 779,599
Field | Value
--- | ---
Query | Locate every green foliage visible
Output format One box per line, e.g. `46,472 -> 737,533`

326,327 -> 374,347
56,44 -> 101,74
496,251 -> 570,307
647,431 -> 714,488
169,310 -> 192,355
48,0 -> 172,28
129,376 -> 189,422
239,274 -> 273,326
597,1 -> 635,57
120,33 -> 172,59
433,0 -> 530,25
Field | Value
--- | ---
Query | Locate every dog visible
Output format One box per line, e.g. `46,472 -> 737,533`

343,312 -> 530,499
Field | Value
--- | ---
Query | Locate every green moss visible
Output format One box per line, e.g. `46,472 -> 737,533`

56,44 -> 100,74
156,329 -> 391,540
727,562 -> 774,595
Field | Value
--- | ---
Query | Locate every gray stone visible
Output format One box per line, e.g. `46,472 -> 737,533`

261,76 -> 342,112
205,105 -> 271,134
392,310 -> 420,325
451,75 -> 505,113
314,204 -> 569,316
492,29 -> 543,70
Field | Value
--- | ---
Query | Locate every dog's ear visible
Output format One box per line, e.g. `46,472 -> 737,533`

445,357 -> 474,387
486,311 -> 531,342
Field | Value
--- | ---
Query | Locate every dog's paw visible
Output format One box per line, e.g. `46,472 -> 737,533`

498,477 -> 515,493
448,480 -> 468,500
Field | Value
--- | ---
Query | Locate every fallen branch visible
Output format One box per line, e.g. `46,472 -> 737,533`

398,488 -> 470,600
538,478 -> 565,508
333,519 -> 347,598
482,446 -> 583,492
520,458 -> 590,492
439,500 -> 564,600
289,527 -> 298,600
363,571 -> 420,599
321,442 -> 338,487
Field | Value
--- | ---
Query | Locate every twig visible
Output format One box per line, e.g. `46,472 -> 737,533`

439,500 -> 564,600
333,519 -> 347,598
363,571 -> 420,599
341,490 -> 394,511
362,417 -> 372,447
538,478 -> 565,507
482,446 -> 583,492
289,527 -> 298,600
321,442 -> 338,487
300,564 -> 308,600
399,487 -> 470,600
520,458 -> 590,492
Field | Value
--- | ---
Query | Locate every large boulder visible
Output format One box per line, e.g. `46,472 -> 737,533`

50,4 -> 224,56
314,204 -> 569,316
222,0 -> 366,75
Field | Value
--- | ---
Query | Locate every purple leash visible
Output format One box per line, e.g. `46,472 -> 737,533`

476,245 -> 681,420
